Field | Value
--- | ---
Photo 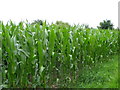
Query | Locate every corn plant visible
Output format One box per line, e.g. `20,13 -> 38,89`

1,21 -> 119,88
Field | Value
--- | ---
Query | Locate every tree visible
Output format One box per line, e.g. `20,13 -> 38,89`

31,19 -> 43,25
55,21 -> 71,28
97,20 -> 114,30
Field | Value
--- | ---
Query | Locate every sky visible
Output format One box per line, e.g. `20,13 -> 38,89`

0,0 -> 119,28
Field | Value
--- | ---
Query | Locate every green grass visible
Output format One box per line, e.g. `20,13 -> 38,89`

72,55 -> 118,88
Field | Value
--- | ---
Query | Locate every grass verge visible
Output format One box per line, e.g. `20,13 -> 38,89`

70,55 -> 118,88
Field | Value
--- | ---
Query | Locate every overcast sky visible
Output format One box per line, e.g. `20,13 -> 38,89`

0,0 -> 119,28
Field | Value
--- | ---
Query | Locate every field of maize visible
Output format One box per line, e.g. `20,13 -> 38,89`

0,21 -> 119,88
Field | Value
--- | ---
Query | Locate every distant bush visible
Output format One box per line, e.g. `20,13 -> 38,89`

97,20 -> 114,30
31,19 -> 43,25
55,21 -> 71,28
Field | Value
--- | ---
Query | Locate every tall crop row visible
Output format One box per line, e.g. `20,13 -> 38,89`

1,21 -> 119,88
0,21 -> 2,88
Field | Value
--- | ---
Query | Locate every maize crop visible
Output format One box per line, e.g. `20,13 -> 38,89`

1,21 -> 119,88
